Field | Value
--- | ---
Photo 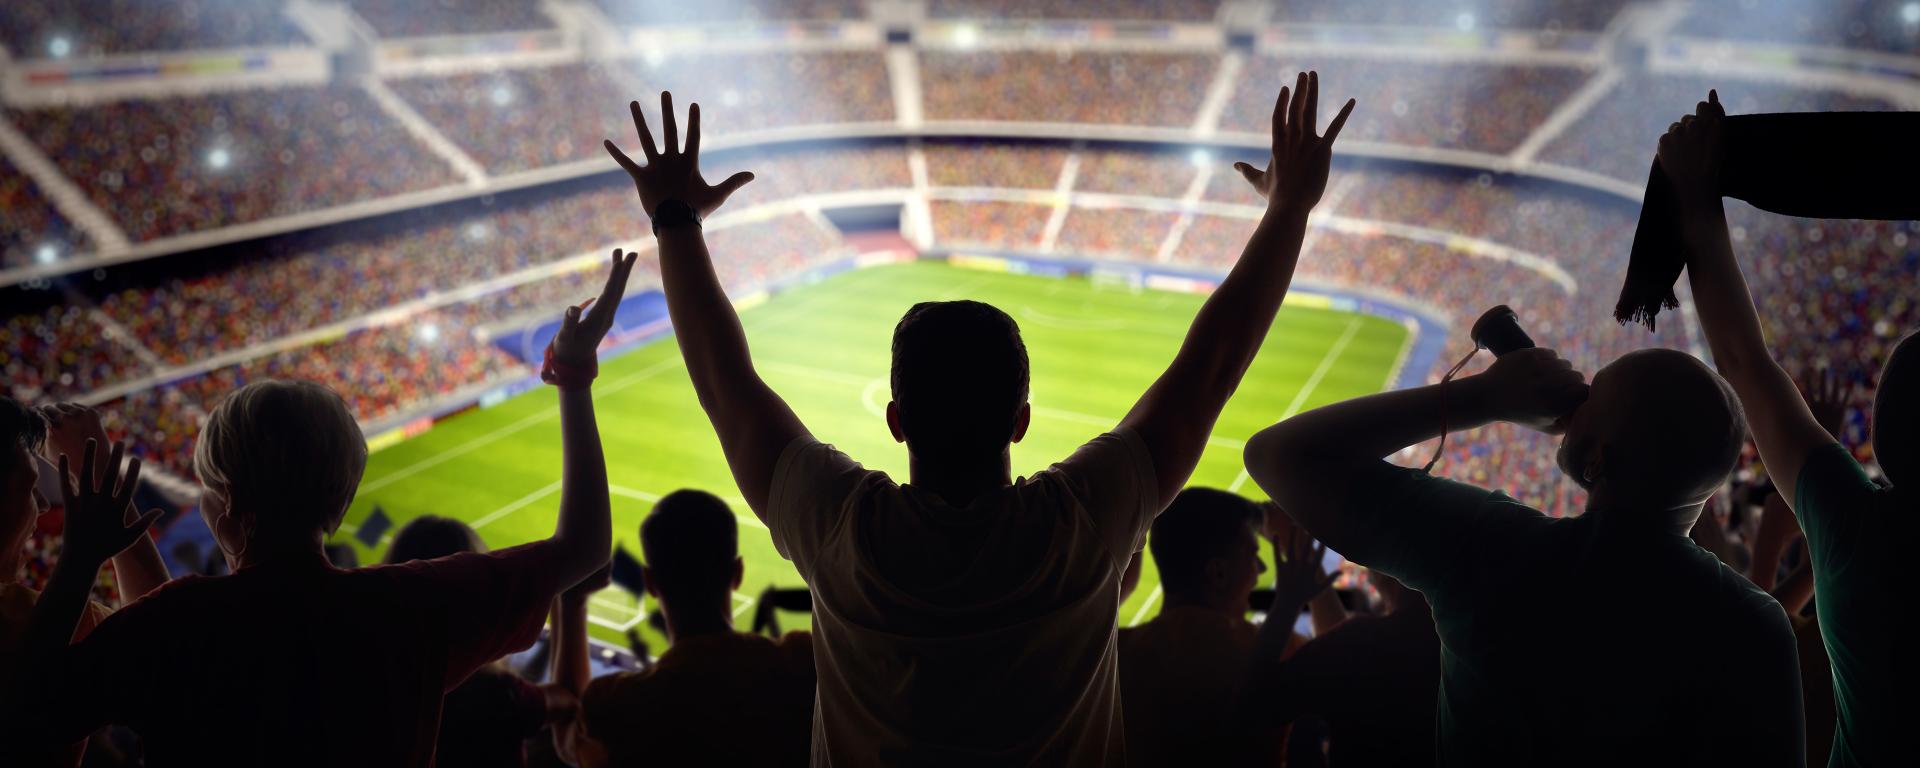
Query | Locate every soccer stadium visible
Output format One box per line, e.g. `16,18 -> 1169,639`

2,1 -> 1916,764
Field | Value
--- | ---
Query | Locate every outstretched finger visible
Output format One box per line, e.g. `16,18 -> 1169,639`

715,170 -> 756,203
1271,86 -> 1290,143
1323,98 -> 1356,143
104,441 -> 126,497
126,508 -> 165,543
661,92 -> 678,155
115,454 -> 143,511
79,438 -> 99,495
630,101 -> 659,161
1289,72 -> 1310,139
58,453 -> 77,507
1234,161 -> 1264,191
1305,71 -> 1319,134
686,102 -> 702,159
605,140 -> 642,174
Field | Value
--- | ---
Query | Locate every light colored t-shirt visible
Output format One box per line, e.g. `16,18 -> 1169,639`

769,429 -> 1158,767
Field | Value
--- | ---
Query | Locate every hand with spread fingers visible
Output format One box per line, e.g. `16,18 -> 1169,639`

56,439 -> 164,569
605,92 -> 756,221
548,249 -> 641,379
1233,70 -> 1356,214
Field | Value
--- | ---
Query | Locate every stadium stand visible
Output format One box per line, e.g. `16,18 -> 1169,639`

591,0 -> 867,25
923,142 -> 1068,190
1074,149 -> 1200,199
346,0 -> 556,38
7,86 -> 461,241
930,200 -> 1053,251
389,62 -> 640,175
921,52 -> 1218,127
0,155 -> 90,269
1224,56 -> 1594,154
0,304 -> 149,403
1538,74 -> 1898,183
926,0 -> 1224,21
1267,0 -> 1632,31
724,145 -> 913,208
1675,0 -> 1920,56
1056,206 -> 1181,260
0,0 -> 307,58
625,51 -> 894,134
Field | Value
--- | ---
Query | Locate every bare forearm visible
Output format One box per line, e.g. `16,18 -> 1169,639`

1308,588 -> 1348,636
110,535 -> 170,602
548,597 -> 591,764
1171,208 -> 1309,401
554,388 -> 611,574
1680,205 -> 1779,381
658,227 -> 758,404
1252,377 -> 1497,471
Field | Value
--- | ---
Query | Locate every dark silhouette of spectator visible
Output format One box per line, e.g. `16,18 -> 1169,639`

604,75 -> 1354,763
1662,91 -> 1908,768
1245,338 -> 1804,764
4,254 -> 636,765
1243,569 -> 1440,767
1,400 -> 170,768
1117,488 -> 1331,765
553,490 -> 814,767
382,515 -> 582,768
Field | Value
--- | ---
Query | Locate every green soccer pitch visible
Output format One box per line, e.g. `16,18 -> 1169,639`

328,260 -> 1410,649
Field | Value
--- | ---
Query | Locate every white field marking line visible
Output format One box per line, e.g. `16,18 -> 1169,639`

1227,317 -> 1365,494
731,592 -> 757,619
609,483 -> 766,530
471,480 -> 564,530
358,358 -> 680,493
1128,585 -> 1163,627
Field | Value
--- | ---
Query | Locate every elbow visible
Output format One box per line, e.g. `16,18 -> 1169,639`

1243,428 -> 1302,495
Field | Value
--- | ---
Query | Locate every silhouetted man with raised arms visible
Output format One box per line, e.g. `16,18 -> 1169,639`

606,73 -> 1354,765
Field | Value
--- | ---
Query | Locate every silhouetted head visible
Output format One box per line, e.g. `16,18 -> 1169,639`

1873,331 -> 1918,486
1,397 -> 49,571
383,515 -> 486,564
1150,488 -> 1266,613
887,301 -> 1032,464
195,380 -> 367,562
1556,349 -> 1747,530
640,490 -> 743,612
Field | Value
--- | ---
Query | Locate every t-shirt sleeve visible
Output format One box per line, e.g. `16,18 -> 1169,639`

1792,443 -> 1880,568
1334,461 -> 1537,596
767,437 -> 874,576
1047,427 -> 1160,561
399,542 -> 568,686
504,672 -> 550,737
579,671 -> 645,761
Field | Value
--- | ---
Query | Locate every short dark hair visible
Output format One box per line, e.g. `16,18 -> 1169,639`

1,396 -> 47,470
383,515 -> 485,564
890,301 -> 1030,460
1874,332 -> 1918,485
641,490 -> 739,606
1149,488 -> 1262,602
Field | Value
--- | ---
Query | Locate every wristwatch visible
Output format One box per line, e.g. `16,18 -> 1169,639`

651,199 -> 701,236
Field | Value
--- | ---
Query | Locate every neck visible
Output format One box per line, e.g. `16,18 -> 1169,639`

1583,492 -> 1702,538
662,599 -> 735,642
1163,593 -> 1241,619
230,532 -> 329,570
907,449 -> 1013,507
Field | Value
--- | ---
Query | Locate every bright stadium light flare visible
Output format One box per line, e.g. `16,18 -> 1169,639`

1904,2 -> 1920,24
466,222 -> 490,242
1455,12 -> 1477,32
35,244 -> 59,264
418,323 -> 440,342
48,36 -> 72,58
1189,149 -> 1211,167
954,24 -> 980,49
207,147 -> 232,170
490,85 -> 514,106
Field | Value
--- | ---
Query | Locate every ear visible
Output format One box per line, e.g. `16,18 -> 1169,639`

886,401 -> 905,443
731,556 -> 744,591
1010,402 -> 1032,444
641,566 -> 659,599
1204,556 -> 1230,590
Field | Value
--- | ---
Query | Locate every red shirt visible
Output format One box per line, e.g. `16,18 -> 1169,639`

37,543 -> 565,767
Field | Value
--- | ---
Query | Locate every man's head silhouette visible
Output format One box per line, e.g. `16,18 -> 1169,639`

1555,348 -> 1747,531
887,301 -> 1032,465
1149,487 -> 1266,612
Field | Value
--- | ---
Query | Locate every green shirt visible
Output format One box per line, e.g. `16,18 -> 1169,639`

1342,462 -> 1803,766
1794,444 -> 1907,768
